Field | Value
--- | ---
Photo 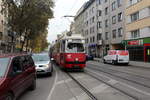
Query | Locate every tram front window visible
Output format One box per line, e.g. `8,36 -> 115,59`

67,43 -> 84,53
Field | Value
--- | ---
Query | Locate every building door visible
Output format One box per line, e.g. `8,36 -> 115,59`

146,47 -> 150,62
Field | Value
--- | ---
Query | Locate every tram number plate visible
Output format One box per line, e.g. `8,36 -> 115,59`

74,66 -> 80,68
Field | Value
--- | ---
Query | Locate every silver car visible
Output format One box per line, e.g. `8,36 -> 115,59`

32,53 -> 53,76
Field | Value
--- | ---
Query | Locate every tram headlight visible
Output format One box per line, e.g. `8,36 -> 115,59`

67,54 -> 72,59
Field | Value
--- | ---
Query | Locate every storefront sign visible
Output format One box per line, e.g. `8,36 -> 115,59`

127,40 -> 143,46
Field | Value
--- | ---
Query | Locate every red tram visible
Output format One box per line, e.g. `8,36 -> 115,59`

50,34 -> 86,70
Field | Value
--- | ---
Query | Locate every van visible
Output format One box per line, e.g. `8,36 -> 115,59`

103,50 -> 129,65
0,54 -> 36,100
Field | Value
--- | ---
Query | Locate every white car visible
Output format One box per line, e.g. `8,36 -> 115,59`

32,53 -> 53,76
103,50 -> 129,65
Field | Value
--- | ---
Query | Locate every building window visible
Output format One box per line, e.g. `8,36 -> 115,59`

129,0 -> 141,6
105,20 -> 108,27
105,0 -> 107,3
105,32 -> 108,40
92,17 -> 95,23
105,7 -> 108,15
93,27 -> 95,33
131,29 -> 140,39
97,10 -> 102,17
97,21 -> 102,29
0,32 -> 3,40
90,37 -> 92,42
92,7 -> 94,13
97,33 -> 102,40
112,29 -> 117,38
112,1 -> 116,11
90,27 -> 92,34
117,0 -> 121,7
118,12 -> 123,22
131,12 -> 139,22
93,36 -> 95,42
97,0 -> 101,5
118,27 -> 123,37
112,16 -> 116,24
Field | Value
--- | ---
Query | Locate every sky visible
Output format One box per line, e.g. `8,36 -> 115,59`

47,0 -> 88,43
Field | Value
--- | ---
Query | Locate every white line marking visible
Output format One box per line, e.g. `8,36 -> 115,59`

87,69 -> 150,96
47,67 -> 58,100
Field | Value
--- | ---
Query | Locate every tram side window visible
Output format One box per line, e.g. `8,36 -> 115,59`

61,40 -> 65,52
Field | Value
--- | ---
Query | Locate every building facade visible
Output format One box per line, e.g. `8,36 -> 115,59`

96,0 -> 126,57
83,0 -> 97,57
125,0 -> 150,62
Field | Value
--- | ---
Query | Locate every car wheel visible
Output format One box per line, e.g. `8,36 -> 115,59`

5,93 -> 14,100
103,59 -> 106,64
112,60 -> 115,65
48,72 -> 52,76
124,63 -> 129,66
29,79 -> 36,91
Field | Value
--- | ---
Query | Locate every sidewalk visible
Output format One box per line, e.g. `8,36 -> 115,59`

93,58 -> 150,68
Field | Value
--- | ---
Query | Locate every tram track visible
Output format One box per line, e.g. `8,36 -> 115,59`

87,64 -> 150,89
84,70 -> 139,100
66,72 -> 98,100
66,71 -> 140,100
89,63 -> 150,81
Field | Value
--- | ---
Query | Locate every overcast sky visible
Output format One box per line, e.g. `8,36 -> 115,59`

47,0 -> 88,43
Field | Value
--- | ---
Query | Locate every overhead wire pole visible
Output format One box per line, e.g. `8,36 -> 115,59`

62,15 -> 75,36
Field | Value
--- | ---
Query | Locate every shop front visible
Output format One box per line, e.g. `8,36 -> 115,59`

88,44 -> 97,57
124,37 -> 150,62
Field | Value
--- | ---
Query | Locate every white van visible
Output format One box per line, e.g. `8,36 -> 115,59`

103,50 -> 129,65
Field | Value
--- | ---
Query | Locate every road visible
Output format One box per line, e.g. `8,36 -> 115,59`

18,70 -> 56,100
18,61 -> 150,100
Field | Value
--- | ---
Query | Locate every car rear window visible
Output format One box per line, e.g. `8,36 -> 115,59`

0,58 -> 10,77
32,54 -> 49,62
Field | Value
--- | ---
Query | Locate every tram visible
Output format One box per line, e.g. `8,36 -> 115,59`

50,34 -> 86,70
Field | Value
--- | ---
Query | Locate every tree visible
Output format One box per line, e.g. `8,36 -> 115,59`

2,0 -> 54,52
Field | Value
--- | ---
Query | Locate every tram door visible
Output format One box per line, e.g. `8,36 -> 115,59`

146,47 -> 150,62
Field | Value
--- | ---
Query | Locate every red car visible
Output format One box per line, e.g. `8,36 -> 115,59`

0,54 -> 36,100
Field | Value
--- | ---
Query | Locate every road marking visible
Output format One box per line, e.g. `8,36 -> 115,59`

46,67 -> 58,100
56,75 -> 85,85
88,69 -> 150,96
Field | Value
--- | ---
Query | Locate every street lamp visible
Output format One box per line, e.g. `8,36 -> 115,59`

63,15 -> 75,18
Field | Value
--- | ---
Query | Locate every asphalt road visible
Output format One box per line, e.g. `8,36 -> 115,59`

17,61 -> 150,100
18,70 -> 56,100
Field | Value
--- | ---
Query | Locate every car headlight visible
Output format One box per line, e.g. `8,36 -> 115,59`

43,64 -> 49,67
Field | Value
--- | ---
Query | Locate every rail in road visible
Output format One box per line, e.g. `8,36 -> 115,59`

66,70 -> 140,100
84,70 -> 139,100
66,72 -> 98,100
89,62 -> 150,80
87,63 -> 150,89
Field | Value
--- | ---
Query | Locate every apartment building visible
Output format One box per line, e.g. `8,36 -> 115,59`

125,0 -> 150,62
83,0 -> 97,56
74,5 -> 85,35
95,0 -> 126,57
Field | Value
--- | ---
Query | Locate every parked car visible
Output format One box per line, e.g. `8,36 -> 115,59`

103,50 -> 129,65
0,53 -> 36,100
86,54 -> 94,60
32,53 -> 53,76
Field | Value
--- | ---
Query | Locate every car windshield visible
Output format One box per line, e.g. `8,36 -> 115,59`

0,58 -> 10,77
32,54 -> 49,62
67,43 -> 84,53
